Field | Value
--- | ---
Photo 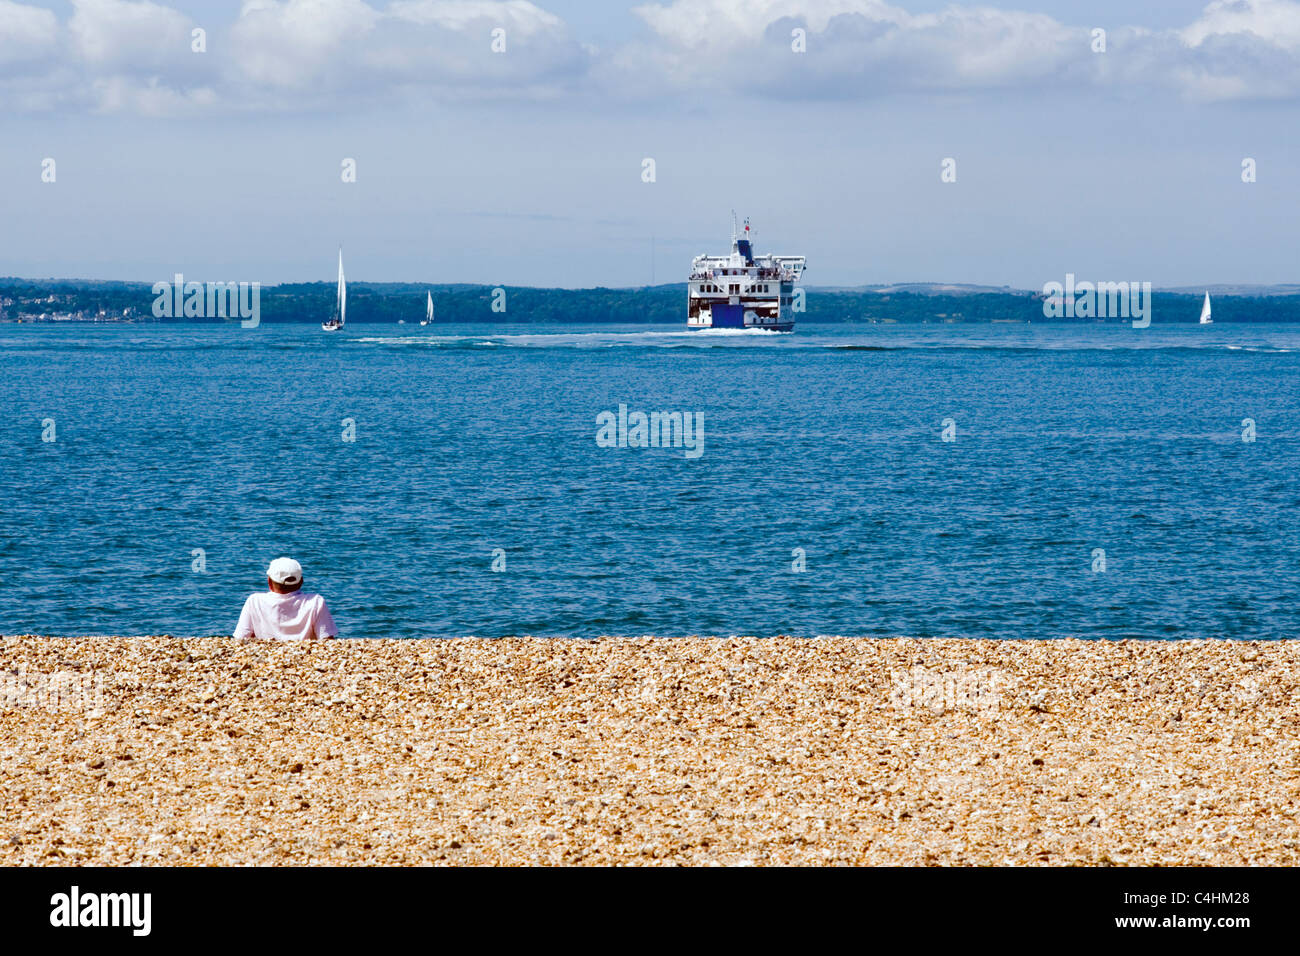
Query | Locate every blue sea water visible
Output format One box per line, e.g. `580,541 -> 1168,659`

1,321 -> 1297,639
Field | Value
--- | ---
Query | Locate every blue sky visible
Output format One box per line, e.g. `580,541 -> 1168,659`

4,1 -> 1300,288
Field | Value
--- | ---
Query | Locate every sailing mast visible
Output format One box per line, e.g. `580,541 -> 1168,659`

322,247 -> 346,331
338,249 -> 346,328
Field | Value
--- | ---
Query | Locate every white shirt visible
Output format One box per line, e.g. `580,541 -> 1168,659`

234,591 -> 338,641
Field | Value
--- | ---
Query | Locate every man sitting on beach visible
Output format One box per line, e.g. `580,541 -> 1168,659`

234,557 -> 338,641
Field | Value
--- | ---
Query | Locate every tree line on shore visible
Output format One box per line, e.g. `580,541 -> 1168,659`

3,278 -> 1298,324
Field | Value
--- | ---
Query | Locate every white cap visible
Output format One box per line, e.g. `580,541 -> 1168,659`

267,557 -> 303,586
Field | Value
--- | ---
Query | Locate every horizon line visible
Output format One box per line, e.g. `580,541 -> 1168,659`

4,277 -> 1300,297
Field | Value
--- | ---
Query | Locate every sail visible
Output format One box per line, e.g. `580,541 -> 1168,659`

1200,291 -> 1211,324
337,249 -> 347,327
427,291 -> 433,323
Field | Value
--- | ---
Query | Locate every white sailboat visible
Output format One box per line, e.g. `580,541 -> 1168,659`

322,248 -> 346,332
1199,291 -> 1212,325
420,291 -> 434,326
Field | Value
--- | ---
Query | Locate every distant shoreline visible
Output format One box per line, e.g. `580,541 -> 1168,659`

6,278 -> 1300,296
5,279 -> 1300,325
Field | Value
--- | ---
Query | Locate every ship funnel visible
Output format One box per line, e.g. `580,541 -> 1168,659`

735,215 -> 754,265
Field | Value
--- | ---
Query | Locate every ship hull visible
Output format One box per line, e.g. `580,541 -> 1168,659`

686,317 -> 794,332
687,301 -> 794,332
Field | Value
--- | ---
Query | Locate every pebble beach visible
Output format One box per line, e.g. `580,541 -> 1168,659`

2,636 -> 1297,866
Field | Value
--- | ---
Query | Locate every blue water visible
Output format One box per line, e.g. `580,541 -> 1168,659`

2,322 -> 1297,639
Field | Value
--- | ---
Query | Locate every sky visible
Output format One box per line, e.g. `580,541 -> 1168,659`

3,0 -> 1300,288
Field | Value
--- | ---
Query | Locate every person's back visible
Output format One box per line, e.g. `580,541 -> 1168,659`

234,557 -> 337,641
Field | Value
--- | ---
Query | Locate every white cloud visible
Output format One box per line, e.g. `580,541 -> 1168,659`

225,0 -> 590,105
0,0 -> 58,70
1167,0 -> 1300,100
622,0 -> 1082,95
68,0 -> 191,69
90,74 -> 219,113
389,0 -> 562,37
6,0 -> 1300,113
617,0 -> 1300,102
0,0 -> 214,112
1181,0 -> 1300,49
634,0 -> 904,48
230,0 -> 382,90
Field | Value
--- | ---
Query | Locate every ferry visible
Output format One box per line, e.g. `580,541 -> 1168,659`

687,215 -> 805,331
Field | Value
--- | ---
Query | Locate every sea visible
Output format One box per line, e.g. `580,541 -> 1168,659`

2,321 -> 1297,639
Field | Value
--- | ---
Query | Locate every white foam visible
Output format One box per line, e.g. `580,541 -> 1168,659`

354,328 -> 789,348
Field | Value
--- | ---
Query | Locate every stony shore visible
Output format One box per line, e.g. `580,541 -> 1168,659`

1,636 -> 1297,866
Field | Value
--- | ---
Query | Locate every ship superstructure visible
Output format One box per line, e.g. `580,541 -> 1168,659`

687,215 -> 806,331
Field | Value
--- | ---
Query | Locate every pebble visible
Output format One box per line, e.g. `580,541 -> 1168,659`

1,635 -> 1296,866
